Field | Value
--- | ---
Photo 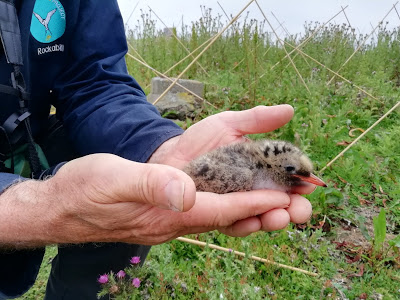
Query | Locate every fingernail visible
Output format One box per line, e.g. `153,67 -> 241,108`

165,180 -> 185,212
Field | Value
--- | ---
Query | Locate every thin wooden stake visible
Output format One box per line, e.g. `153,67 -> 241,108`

282,40 -> 384,104
153,0 -> 256,105
256,0 -> 310,94
270,11 -> 290,37
219,2 -> 282,73
395,5 -> 400,20
176,237 -> 319,277
163,37 -> 213,75
148,6 -> 209,77
270,6 -> 348,71
128,45 -> 158,76
270,11 -> 311,68
217,1 -> 230,21
340,6 -> 361,41
341,5 -> 352,28
124,1 -> 140,28
320,101 -> 400,173
327,2 -> 398,85
232,23 -> 282,71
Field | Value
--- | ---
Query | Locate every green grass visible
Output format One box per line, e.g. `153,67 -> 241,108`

20,9 -> 400,300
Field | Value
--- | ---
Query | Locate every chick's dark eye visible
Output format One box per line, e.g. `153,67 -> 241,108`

285,166 -> 296,173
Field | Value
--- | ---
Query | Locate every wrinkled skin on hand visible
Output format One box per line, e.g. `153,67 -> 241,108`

148,104 -> 315,239
1,105 -> 315,247
46,153 -> 303,245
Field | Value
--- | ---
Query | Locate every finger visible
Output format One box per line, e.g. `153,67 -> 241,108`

291,183 -> 316,195
174,105 -> 294,163
218,105 -> 294,135
125,162 -> 196,212
183,190 -> 290,229
286,194 -> 312,224
259,208 -> 291,231
94,155 -> 197,212
219,217 -> 261,237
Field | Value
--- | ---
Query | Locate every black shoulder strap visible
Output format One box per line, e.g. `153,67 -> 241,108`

0,0 -> 43,178
0,0 -> 23,65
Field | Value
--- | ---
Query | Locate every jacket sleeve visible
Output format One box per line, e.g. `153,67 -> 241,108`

0,173 -> 44,299
53,0 -> 183,162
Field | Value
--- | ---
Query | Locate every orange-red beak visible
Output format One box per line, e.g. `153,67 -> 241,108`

292,173 -> 327,187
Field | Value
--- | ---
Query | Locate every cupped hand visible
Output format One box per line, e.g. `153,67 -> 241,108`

148,105 -> 315,236
151,105 -> 297,168
42,154 -> 293,245
1,105 -> 315,248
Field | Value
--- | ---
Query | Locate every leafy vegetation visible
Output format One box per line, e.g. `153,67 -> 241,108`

19,7 -> 400,300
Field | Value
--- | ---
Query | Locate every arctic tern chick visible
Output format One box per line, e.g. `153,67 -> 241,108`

183,139 -> 327,194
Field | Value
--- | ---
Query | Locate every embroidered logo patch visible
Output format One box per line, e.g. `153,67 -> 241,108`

30,0 -> 66,43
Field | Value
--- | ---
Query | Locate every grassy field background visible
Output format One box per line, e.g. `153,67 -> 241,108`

19,7 -> 400,300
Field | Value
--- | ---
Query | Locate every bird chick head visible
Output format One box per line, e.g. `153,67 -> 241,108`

257,140 -> 326,188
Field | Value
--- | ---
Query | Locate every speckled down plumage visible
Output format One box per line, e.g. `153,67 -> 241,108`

183,139 -> 315,194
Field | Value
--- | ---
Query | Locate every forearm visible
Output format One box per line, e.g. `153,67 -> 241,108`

0,180 -> 59,248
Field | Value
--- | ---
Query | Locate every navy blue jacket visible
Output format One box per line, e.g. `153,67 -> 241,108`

0,0 -> 183,298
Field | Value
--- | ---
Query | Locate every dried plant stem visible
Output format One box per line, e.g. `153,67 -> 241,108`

126,51 -> 217,109
282,40 -> 384,104
256,0 -> 310,94
320,101 -> 400,173
327,3 -> 398,85
153,0 -> 256,105
148,6 -> 209,76
176,237 -> 319,277
270,6 -> 348,71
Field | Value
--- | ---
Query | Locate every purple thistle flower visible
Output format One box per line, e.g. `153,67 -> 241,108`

97,274 -> 109,284
130,256 -> 141,264
132,277 -> 141,288
116,270 -> 126,279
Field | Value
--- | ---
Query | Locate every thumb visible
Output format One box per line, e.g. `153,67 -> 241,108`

117,160 -> 197,212
58,154 -> 197,212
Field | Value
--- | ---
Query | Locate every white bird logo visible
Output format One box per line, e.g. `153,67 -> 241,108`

33,8 -> 57,38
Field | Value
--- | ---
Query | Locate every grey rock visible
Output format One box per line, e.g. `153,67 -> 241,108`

147,77 -> 204,120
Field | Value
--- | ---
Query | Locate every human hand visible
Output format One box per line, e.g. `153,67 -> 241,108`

0,153 -> 295,247
0,105 -> 313,248
150,105 -> 297,168
149,105 -> 315,235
